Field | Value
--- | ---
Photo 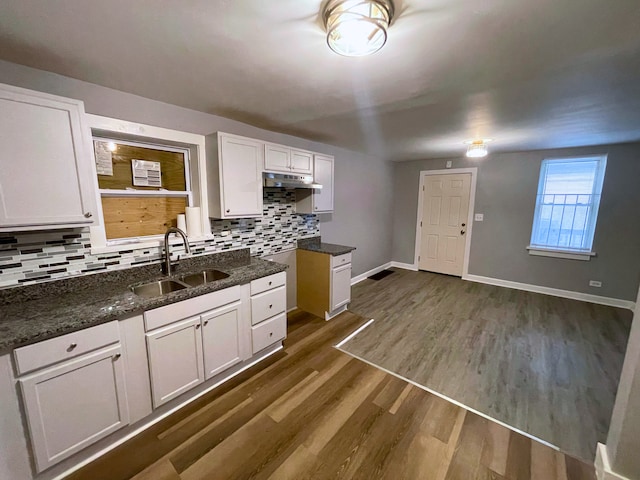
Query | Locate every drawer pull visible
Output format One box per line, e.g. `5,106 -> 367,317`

67,343 -> 78,352
269,332 -> 273,337
269,304 -> 273,309
268,281 -> 272,286
203,320 -> 209,326
196,324 -> 201,329
113,353 -> 121,360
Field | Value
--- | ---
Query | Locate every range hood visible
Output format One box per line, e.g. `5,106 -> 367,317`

263,173 -> 322,189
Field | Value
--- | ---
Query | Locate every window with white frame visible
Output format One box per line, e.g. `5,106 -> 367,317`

529,155 -> 607,256
93,137 -> 192,243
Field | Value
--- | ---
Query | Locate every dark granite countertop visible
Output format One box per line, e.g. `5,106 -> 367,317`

0,249 -> 287,352
297,236 -> 356,256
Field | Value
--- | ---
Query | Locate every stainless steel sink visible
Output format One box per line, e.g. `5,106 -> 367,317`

179,269 -> 230,287
131,279 -> 188,298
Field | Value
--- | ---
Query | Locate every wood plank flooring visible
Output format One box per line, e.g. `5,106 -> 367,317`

70,310 -> 596,480
343,269 -> 633,462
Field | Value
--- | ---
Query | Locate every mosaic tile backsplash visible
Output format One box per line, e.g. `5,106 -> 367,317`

0,188 -> 318,288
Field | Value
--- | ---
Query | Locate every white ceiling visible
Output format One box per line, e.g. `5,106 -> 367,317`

1,0 -> 639,160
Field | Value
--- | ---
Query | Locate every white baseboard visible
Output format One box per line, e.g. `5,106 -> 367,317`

351,262 -> 392,285
390,261 -> 419,271
596,443 -> 631,480
463,274 -> 636,311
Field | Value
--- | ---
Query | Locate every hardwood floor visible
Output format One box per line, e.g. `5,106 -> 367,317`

70,310 -> 596,480
344,269 -> 633,462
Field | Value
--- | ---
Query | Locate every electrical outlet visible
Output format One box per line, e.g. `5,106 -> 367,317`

446,160 -> 453,169
589,280 -> 602,288
474,213 -> 484,222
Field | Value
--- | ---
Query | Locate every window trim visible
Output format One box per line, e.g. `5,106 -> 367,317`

86,114 -> 211,253
528,154 -> 607,260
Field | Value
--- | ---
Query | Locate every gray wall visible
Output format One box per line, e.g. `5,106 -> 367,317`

392,144 -> 640,301
0,60 -> 394,278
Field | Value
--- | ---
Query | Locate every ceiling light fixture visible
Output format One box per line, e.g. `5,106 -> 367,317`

465,139 -> 492,158
323,0 -> 395,57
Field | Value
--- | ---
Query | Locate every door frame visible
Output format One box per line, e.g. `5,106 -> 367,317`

414,168 -> 478,277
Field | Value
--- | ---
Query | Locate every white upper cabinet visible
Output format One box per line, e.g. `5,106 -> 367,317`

207,132 -> 264,219
297,154 -> 334,214
0,83 -> 97,231
264,144 -> 291,172
290,149 -> 313,174
264,143 -> 313,175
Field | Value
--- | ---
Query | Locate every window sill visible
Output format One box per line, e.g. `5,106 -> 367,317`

90,234 -> 215,255
526,246 -> 596,261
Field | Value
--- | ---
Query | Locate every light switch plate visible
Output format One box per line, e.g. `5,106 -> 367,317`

474,213 -> 484,221
445,160 -> 453,169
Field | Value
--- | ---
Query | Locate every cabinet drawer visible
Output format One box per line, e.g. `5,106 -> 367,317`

250,271 -> 286,296
331,253 -> 352,268
144,285 -> 241,331
251,313 -> 287,354
251,286 -> 286,326
14,321 -> 120,376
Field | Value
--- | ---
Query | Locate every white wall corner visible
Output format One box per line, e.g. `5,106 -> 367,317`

463,274 -> 636,311
351,262 -> 392,285
596,443 -> 632,480
390,261 -> 419,271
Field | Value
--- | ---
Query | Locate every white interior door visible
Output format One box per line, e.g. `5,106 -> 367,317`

418,173 -> 471,276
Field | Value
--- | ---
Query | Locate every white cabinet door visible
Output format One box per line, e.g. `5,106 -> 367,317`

19,345 -> 129,473
201,301 -> 243,379
0,83 -> 97,230
146,316 -> 204,408
331,263 -> 352,311
264,143 -> 291,173
219,134 -> 264,218
314,155 -> 334,213
290,149 -> 313,175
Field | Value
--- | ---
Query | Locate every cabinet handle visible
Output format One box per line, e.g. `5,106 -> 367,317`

67,343 -> 77,351
268,281 -> 272,286
113,353 -> 121,360
269,332 -> 273,337
196,324 -> 201,329
204,320 -> 209,326
84,212 -> 92,218
269,304 -> 273,309
314,206 -> 318,210
226,209 -> 230,213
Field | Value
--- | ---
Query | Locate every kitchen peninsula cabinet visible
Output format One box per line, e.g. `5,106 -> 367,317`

207,132 -> 264,218
297,249 -> 353,320
0,83 -> 97,231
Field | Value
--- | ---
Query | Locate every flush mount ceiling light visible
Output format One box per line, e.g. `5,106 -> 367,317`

464,139 -> 493,158
323,0 -> 395,57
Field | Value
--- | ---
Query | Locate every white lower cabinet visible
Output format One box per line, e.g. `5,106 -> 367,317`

331,263 -> 352,311
250,273 -> 287,354
251,313 -> 287,353
146,316 -> 205,408
202,301 -> 243,379
19,344 -> 129,473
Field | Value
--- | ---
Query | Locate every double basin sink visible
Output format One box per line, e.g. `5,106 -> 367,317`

131,269 -> 230,299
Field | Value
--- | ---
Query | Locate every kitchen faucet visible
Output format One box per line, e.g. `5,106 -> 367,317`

164,227 -> 191,275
